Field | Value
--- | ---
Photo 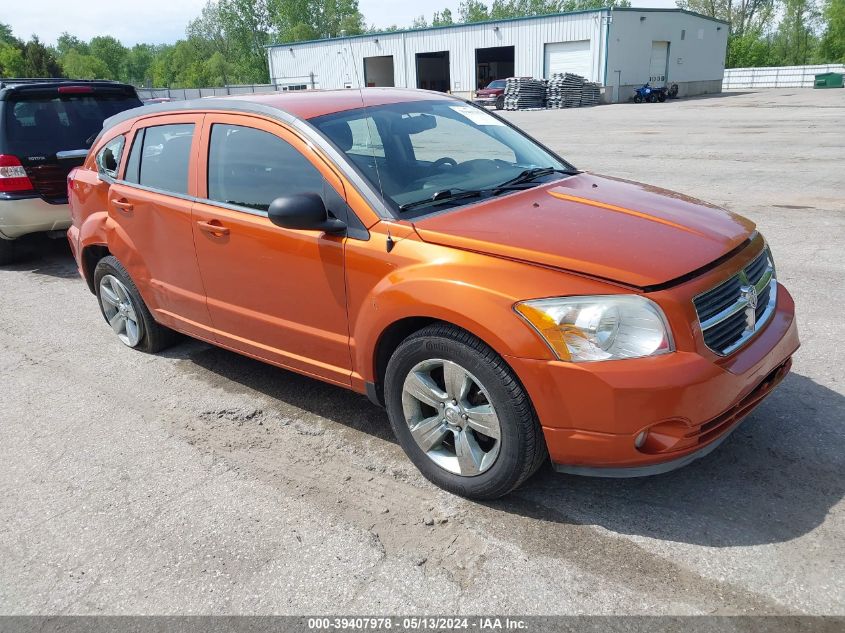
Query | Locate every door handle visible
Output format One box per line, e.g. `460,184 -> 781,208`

111,198 -> 133,213
197,220 -> 230,236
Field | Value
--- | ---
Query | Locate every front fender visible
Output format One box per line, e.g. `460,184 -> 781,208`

347,232 -> 620,384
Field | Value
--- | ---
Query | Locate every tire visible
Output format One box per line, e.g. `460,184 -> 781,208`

633,94 -> 644,104
657,93 -> 667,103
384,323 -> 547,499
648,93 -> 659,103
93,255 -> 179,353
495,95 -> 504,110
0,238 -> 17,265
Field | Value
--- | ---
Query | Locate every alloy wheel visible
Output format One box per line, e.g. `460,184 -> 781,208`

401,359 -> 502,476
99,274 -> 142,347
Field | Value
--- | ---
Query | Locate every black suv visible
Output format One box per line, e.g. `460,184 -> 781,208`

0,79 -> 142,263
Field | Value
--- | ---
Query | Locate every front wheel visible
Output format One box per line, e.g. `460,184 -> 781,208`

384,323 -> 547,499
633,94 -> 644,103
495,95 -> 504,110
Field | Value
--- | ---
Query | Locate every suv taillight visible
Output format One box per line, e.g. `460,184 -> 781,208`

0,155 -> 35,193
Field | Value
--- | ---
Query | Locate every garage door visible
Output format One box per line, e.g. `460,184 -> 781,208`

544,40 -> 592,79
649,41 -> 669,86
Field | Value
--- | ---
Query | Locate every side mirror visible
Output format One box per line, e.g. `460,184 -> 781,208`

267,193 -> 346,234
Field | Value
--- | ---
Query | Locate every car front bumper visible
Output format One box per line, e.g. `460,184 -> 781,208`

506,283 -> 799,476
0,194 -> 71,240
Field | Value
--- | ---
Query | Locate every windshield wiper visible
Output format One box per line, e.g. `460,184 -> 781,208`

493,167 -> 571,194
398,189 -> 484,212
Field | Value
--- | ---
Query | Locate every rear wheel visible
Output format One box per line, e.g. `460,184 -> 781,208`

0,238 -> 17,265
384,323 -> 547,499
657,93 -> 667,102
648,93 -> 659,103
94,256 -> 179,353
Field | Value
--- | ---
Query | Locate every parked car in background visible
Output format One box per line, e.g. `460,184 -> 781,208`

0,79 -> 141,264
474,79 -> 507,109
67,89 -> 798,499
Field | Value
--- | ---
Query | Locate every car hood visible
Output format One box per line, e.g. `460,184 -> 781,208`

412,173 -> 756,289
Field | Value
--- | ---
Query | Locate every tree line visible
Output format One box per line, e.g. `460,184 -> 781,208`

679,0 -> 845,66
1,0 -> 844,89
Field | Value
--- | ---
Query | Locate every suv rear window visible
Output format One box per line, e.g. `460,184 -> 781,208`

2,94 -> 141,157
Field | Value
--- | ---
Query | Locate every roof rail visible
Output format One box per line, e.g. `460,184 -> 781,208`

0,78 -> 123,89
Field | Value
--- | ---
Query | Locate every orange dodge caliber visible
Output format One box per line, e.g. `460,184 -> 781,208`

67,89 -> 799,499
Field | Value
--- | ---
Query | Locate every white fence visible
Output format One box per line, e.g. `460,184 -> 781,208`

138,65 -> 845,100
723,64 -> 845,89
136,84 -> 282,101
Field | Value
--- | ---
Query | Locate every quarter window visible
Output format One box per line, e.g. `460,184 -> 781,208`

96,135 -> 125,178
207,124 -> 324,212
125,123 -> 195,194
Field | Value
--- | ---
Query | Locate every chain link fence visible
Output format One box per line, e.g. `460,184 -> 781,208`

136,84 -> 284,101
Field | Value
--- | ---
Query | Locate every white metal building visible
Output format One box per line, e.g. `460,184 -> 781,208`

267,8 -> 728,103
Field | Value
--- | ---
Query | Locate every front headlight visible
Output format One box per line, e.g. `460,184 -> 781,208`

514,295 -> 674,362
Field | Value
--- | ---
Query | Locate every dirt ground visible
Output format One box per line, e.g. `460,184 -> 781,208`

1,89 -> 843,615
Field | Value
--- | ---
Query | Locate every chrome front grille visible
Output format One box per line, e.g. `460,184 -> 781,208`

694,248 -> 777,356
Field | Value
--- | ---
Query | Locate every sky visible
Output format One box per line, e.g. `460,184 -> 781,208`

1,0 -> 679,46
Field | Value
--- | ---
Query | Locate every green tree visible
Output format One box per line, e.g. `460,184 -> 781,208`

88,36 -> 128,80
771,0 -> 820,64
124,44 -> 156,85
819,0 -> 845,61
0,42 -> 26,76
432,9 -> 454,25
21,36 -> 63,77
459,0 -> 490,22
150,44 -> 176,87
559,0 -> 630,9
56,33 -> 89,58
219,0 -> 273,80
1,23 -> 22,46
0,23 -> 25,77
412,15 -> 429,28
61,49 -> 111,79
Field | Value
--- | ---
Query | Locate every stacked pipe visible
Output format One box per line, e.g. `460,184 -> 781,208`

504,77 -> 547,110
545,73 -> 586,108
580,82 -> 601,106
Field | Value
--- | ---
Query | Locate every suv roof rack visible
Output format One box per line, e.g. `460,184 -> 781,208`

0,78 -> 124,89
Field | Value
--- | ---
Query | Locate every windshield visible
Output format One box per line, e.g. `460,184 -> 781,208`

488,80 -> 506,89
310,100 -> 575,218
2,94 -> 141,156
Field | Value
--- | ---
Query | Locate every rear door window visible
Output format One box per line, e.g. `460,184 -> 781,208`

129,123 -> 195,195
207,124 -> 324,212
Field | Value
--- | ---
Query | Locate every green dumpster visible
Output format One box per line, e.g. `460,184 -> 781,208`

814,72 -> 844,88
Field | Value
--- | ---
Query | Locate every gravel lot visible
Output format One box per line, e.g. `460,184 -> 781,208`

1,89 -> 843,615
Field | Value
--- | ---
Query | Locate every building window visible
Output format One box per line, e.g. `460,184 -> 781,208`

281,84 -> 307,91
681,29 -> 686,41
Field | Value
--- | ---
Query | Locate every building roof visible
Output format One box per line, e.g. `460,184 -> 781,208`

266,7 -> 729,50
